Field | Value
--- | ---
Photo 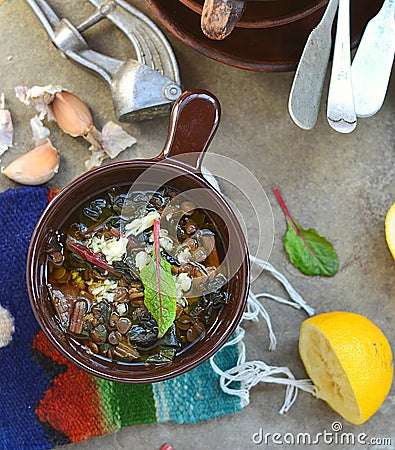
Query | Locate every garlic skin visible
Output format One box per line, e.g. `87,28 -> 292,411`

0,93 -> 13,157
99,121 -> 137,159
15,85 -> 62,120
15,86 -> 30,105
50,91 -> 93,137
30,115 -> 50,146
84,121 -> 137,170
1,139 -> 60,185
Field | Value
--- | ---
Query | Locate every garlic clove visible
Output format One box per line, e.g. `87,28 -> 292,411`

50,91 -> 93,137
1,139 -> 60,185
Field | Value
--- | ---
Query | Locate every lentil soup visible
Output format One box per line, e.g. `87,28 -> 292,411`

46,186 -> 229,365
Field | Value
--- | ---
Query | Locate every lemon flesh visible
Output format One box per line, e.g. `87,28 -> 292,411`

385,202 -> 395,260
299,312 -> 393,425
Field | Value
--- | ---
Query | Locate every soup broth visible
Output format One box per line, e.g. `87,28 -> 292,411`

46,186 -> 229,364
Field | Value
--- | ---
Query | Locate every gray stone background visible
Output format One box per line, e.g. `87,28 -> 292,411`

0,0 -> 394,449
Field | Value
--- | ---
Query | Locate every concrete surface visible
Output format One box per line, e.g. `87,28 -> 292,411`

1,0 -> 394,449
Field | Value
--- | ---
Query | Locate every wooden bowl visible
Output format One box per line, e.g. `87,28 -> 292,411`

180,0 -> 328,29
145,0 -> 383,72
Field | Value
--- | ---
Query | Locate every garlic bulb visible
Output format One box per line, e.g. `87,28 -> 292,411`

1,139 -> 60,185
50,91 -> 93,137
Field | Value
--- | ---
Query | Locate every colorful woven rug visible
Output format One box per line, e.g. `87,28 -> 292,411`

0,186 -> 242,450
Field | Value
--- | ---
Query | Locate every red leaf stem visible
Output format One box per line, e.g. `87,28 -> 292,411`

66,241 -> 116,274
153,219 -> 163,325
274,187 -> 329,272
273,187 -> 301,236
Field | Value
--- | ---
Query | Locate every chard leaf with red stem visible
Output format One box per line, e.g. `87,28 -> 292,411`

140,219 -> 177,337
274,187 -> 338,277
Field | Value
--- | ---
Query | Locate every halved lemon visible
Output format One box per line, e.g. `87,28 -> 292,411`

385,202 -> 395,260
299,311 -> 393,425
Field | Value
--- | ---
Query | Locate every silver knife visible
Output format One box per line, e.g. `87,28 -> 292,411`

351,0 -> 395,117
288,0 -> 339,130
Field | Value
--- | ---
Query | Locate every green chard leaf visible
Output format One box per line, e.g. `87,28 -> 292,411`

274,187 -> 339,277
140,219 -> 177,338
284,219 -> 338,276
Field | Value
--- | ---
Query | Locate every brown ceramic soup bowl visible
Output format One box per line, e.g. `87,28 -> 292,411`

27,90 -> 249,383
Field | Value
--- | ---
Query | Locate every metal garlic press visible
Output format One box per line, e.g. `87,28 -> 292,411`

25,0 -> 182,121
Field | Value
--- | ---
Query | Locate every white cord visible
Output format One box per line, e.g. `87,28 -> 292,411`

244,291 -> 277,351
250,256 -> 315,316
209,257 -> 316,414
210,329 -> 316,413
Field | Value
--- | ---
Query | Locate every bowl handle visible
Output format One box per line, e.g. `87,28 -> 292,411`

158,89 -> 221,172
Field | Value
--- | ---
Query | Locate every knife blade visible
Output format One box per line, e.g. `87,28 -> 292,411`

288,0 -> 339,130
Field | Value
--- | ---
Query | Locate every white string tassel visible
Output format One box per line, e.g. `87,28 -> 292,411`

250,256 -> 315,316
244,291 -> 277,351
255,292 -> 306,310
209,257 -> 317,413
210,348 -> 316,413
